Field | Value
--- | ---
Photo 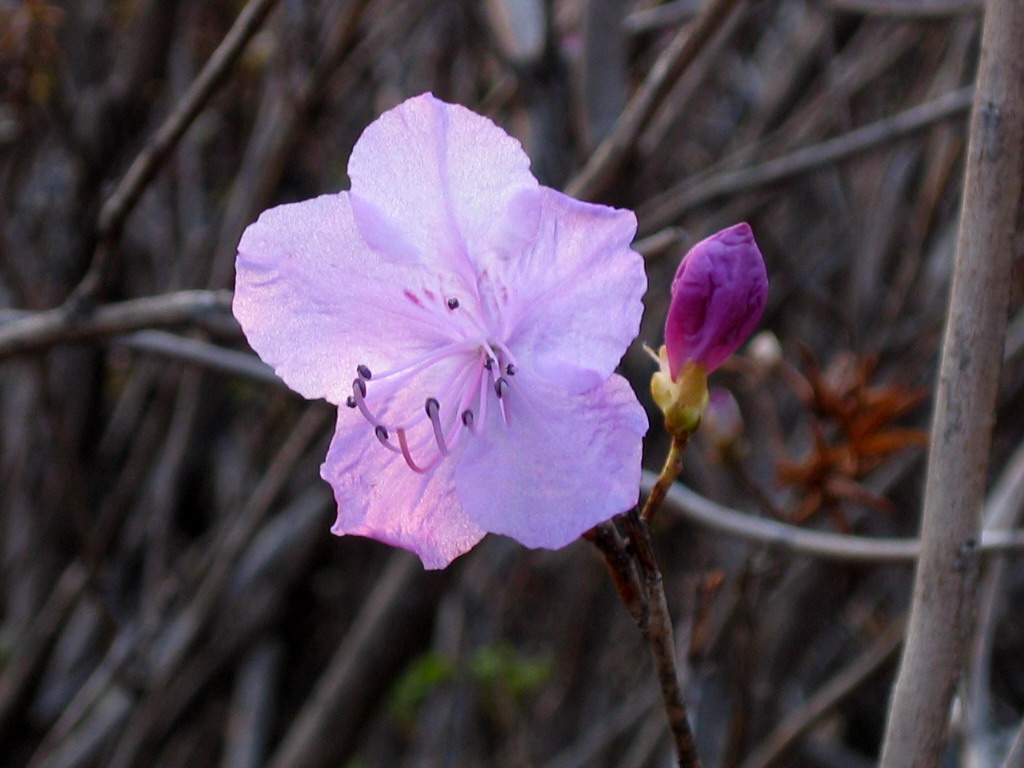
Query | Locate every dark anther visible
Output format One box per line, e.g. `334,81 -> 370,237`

484,357 -> 495,370
447,297 -> 460,310
346,396 -> 357,408
425,397 -> 440,416
505,363 -> 516,376
461,410 -> 474,426
375,425 -> 389,441
357,364 -> 372,380
494,377 -> 508,398
355,378 -> 367,397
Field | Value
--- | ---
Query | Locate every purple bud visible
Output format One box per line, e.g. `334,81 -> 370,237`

703,387 -> 743,448
664,222 -> 767,379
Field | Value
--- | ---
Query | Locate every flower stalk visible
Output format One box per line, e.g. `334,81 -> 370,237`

621,509 -> 705,768
589,505 -> 704,768
640,434 -> 690,523
589,221 -> 769,766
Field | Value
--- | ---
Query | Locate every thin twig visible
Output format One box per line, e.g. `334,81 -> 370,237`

584,521 -> 648,626
625,1 -> 703,36
1003,720 -> 1024,768
607,431 -> 703,766
113,330 -> 281,386
879,1 -> 1024,764
76,0 -> 281,300
621,510 -> 704,768
649,471 -> 1024,560
589,445 -> 704,768
541,688 -> 661,768
639,86 -> 973,233
565,0 -> 748,201
0,290 -> 232,359
265,553 -> 427,768
208,0 -> 374,287
737,620 -> 905,768
827,0 -> 981,16
964,440 -> 1024,768
0,562 -> 89,738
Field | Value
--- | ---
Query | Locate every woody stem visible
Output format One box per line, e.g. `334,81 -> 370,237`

621,508 -> 704,768
587,431 -> 703,768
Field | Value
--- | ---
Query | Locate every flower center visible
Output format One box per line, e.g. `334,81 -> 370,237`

345,299 -> 517,473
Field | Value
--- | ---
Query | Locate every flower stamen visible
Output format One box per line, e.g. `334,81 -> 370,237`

396,427 -> 443,474
375,424 -> 400,453
351,339 -> 517,471
425,397 -> 449,455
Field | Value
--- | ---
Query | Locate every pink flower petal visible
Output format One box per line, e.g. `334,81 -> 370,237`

235,192 -> 466,405
322,410 -> 486,569
348,93 -> 541,274
665,222 -> 768,378
453,373 -> 647,550
499,189 -> 646,393
236,94 -> 652,568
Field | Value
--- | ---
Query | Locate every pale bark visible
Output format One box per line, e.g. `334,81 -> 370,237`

878,1 -> 1024,765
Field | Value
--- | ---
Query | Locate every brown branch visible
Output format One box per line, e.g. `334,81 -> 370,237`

75,0 -> 282,301
0,563 -> 89,739
589,489 -> 704,767
639,86 -> 973,234
625,1 -> 703,36
620,510 -> 704,768
541,688 -> 661,768
0,290 -> 232,359
584,521 -> 648,626
827,0 -> 981,16
565,0 -> 749,201
737,620 -> 905,768
113,330 -> 281,386
879,0 -> 1024,764
265,553 -> 428,768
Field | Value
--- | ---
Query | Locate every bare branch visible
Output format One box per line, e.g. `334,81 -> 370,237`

827,0 -> 981,16
565,0 -> 749,201
0,290 -> 232,359
113,331 -> 281,386
73,0 -> 282,302
97,0 -> 280,241
639,87 -> 973,234
651,472 -> 1024,561
738,620 -> 905,768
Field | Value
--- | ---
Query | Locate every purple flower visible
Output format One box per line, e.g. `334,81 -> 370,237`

664,223 -> 768,379
233,94 -> 648,569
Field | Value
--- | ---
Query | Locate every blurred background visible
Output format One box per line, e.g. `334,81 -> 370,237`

2,1 -> 1023,767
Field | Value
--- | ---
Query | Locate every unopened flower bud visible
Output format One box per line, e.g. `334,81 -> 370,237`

650,223 -> 767,439
664,222 -> 768,379
702,387 -> 744,451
